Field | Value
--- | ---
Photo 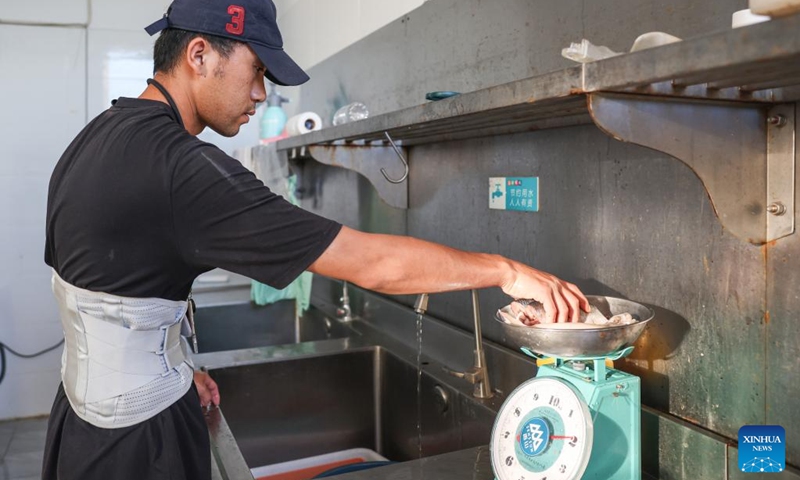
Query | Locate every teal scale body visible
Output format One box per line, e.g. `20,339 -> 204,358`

536,357 -> 641,480
492,346 -> 643,480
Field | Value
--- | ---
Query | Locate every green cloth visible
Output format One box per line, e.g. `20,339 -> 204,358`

251,271 -> 312,312
250,174 -> 313,313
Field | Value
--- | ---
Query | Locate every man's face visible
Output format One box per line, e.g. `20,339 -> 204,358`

196,43 -> 268,137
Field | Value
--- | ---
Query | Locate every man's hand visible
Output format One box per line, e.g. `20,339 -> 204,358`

193,370 -> 220,408
501,262 -> 588,324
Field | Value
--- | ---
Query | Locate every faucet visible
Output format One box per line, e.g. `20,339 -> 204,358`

414,290 -> 493,399
336,281 -> 354,322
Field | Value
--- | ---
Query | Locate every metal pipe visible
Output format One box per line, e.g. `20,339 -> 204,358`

414,293 -> 429,315
471,290 -> 483,360
336,281 -> 353,322
471,290 -> 492,399
420,290 -> 492,399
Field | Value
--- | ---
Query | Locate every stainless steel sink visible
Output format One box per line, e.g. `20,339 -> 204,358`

208,347 -> 495,471
195,281 -> 532,479
195,301 -> 348,353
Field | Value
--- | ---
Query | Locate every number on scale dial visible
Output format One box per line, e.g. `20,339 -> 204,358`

490,377 -> 594,480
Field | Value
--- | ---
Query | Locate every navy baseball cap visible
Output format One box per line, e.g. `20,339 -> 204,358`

145,0 -> 309,86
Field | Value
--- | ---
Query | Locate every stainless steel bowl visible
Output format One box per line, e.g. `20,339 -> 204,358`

495,295 -> 654,358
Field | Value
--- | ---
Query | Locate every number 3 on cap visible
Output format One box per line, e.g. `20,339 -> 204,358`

226,5 -> 245,35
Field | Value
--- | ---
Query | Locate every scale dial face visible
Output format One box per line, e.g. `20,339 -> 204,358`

491,377 -> 593,480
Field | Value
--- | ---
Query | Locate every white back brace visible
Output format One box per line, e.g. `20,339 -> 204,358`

52,272 -> 194,429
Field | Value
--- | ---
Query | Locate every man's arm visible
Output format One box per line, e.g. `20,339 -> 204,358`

309,226 -> 588,323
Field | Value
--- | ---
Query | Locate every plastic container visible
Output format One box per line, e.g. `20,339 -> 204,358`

629,32 -> 682,52
561,39 -> 620,63
251,448 -> 388,480
313,461 -> 394,478
331,102 -> 369,126
260,83 -> 289,140
732,8 -> 771,28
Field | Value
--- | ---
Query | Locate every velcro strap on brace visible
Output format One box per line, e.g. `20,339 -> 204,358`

80,313 -> 190,377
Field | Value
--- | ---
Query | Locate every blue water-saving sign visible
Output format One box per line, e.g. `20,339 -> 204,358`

489,177 -> 539,212
738,425 -> 786,473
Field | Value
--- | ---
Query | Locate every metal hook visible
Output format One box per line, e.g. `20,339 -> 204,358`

381,132 -> 409,184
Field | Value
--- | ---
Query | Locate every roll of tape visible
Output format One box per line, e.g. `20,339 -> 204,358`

285,112 -> 323,136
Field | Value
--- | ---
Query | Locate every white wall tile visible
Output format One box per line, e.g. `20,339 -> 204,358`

0,316 -> 61,373
0,25 -> 86,177
90,0 -> 171,31
274,0 -> 303,18
0,0 -> 88,25
87,29 -> 156,119
198,114 -> 261,156
3,268 -> 59,333
277,0 -> 424,69
360,0 -> 422,37
0,176 -> 49,230
313,0 -> 361,65
0,230 -> 23,288
0,367 -> 62,420
277,1 -> 315,70
0,24 -> 84,421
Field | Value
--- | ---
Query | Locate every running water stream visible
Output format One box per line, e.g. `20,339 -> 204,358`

415,312 -> 423,459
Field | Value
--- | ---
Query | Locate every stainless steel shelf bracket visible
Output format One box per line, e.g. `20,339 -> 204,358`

588,92 -> 796,244
286,142 -> 409,209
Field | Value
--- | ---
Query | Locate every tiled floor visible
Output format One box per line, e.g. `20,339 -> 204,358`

0,417 -> 47,480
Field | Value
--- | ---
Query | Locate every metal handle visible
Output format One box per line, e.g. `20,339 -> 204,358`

380,132 -> 409,184
442,366 -> 467,380
187,293 -> 199,354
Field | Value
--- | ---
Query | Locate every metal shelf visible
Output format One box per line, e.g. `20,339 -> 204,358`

277,13 -> 800,244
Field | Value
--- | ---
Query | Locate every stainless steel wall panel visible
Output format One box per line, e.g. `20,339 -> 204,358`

291,0 -> 798,472
641,406 -> 728,480
295,161 -> 408,235
765,103 -> 800,467
298,122 -> 768,443
405,127 -> 766,441
297,0 -> 747,125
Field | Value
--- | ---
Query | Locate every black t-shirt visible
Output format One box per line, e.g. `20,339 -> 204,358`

45,97 -> 341,301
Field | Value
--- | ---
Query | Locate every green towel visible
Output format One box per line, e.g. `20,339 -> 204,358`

251,271 -> 312,312
251,174 -> 313,313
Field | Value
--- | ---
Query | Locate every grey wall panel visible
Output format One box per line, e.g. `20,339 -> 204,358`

296,122 -> 768,442
295,161 -> 408,235
298,0 -> 747,127
405,127 -> 766,441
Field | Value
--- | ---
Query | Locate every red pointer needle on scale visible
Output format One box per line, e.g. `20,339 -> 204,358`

550,435 -> 577,441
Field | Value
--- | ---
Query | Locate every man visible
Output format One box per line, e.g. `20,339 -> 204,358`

42,0 -> 588,478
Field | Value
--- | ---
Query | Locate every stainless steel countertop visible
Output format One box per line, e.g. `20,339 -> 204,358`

329,446 -> 493,480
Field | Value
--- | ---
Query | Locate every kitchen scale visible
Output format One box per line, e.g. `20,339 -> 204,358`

491,296 -> 654,480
